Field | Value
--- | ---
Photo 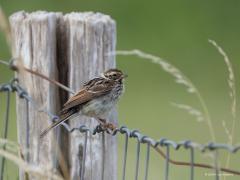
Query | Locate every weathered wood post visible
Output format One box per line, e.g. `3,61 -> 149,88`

10,11 -> 62,179
10,11 -> 117,180
64,13 -> 117,180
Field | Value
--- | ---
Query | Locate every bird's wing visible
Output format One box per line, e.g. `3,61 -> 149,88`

61,78 -> 115,112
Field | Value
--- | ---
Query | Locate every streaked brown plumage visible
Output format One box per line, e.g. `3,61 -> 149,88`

40,69 -> 127,137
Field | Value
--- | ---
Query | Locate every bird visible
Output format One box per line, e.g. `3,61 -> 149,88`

40,68 -> 127,138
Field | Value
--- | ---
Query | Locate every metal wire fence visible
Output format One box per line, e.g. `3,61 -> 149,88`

1,73 -> 240,180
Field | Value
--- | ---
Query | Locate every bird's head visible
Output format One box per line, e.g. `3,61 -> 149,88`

102,69 -> 127,81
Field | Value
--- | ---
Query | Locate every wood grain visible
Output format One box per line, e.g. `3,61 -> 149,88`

64,12 -> 117,180
10,11 -> 117,180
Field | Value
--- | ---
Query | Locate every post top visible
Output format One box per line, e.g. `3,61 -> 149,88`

10,11 -> 115,24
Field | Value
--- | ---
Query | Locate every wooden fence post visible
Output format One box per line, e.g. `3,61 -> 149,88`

10,11 -> 62,179
65,13 -> 117,180
10,11 -> 117,180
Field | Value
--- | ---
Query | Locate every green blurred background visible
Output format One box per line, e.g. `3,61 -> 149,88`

1,0 -> 240,179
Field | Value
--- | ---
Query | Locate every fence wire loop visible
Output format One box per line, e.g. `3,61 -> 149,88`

119,126 -> 131,136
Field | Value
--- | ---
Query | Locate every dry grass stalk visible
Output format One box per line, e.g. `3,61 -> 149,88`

116,49 -> 195,93
0,138 -> 20,154
115,49 -> 216,141
209,39 -> 237,174
0,6 -> 11,48
171,103 -> 204,122
209,40 -> 236,119
0,149 -> 63,180
222,121 -> 232,143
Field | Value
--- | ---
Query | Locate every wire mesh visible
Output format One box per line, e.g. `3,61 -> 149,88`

0,78 -> 240,180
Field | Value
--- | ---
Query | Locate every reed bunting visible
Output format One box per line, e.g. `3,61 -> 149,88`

40,69 -> 127,137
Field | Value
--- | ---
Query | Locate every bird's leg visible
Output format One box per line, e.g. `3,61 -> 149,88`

104,122 -> 117,131
96,118 -> 117,134
97,118 -> 107,124
95,118 -> 108,132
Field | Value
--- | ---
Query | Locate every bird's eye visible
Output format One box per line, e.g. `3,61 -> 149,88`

113,74 -> 117,77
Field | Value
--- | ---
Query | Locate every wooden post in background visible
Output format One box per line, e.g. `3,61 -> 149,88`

10,11 -> 117,180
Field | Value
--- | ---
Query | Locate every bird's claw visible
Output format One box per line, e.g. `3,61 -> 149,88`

95,122 -> 116,134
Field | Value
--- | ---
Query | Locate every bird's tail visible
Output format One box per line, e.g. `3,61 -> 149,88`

40,109 -> 76,138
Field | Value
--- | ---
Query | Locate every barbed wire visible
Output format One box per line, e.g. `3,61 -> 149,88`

0,60 -> 240,180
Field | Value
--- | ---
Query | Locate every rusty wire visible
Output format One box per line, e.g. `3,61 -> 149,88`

0,79 -> 240,180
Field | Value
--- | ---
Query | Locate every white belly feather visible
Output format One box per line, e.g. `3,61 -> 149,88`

81,85 -> 123,118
